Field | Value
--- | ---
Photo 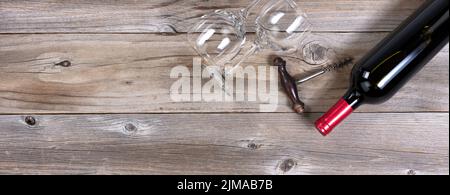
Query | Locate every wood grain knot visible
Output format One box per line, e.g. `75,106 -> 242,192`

407,169 -> 416,175
160,24 -> 178,34
124,81 -> 134,85
247,143 -> 262,150
279,159 -> 297,173
124,123 -> 138,134
55,60 -> 71,67
24,116 -> 37,126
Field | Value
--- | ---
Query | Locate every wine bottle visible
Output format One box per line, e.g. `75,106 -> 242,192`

315,0 -> 449,136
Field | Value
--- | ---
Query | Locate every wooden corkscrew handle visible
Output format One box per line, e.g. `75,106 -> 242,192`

274,57 -> 305,113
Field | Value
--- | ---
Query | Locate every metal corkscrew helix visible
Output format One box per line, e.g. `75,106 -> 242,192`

274,56 -> 354,113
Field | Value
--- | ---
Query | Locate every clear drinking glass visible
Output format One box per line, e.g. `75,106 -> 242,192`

187,1 -> 262,78
187,0 -> 312,84
255,0 -> 311,53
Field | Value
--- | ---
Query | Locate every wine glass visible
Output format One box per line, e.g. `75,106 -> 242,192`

187,0 -> 312,85
225,0 -> 312,75
187,1 -> 263,73
256,0 -> 311,52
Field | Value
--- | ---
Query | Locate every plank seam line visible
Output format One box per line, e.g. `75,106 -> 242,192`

0,111 -> 448,116
0,31 -> 394,35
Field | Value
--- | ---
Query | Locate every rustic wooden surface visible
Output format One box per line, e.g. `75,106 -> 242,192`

0,113 -> 448,175
0,0 -> 448,175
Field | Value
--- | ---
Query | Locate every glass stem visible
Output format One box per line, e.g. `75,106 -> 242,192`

225,44 -> 259,77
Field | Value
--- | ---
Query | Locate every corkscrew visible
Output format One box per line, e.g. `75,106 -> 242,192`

274,56 -> 354,113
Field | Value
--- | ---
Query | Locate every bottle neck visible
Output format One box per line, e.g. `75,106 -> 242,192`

315,89 -> 364,136
343,89 -> 364,109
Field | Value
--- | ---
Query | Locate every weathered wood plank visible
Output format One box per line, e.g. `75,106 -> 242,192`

0,0 -> 426,33
0,33 -> 448,113
0,113 -> 447,175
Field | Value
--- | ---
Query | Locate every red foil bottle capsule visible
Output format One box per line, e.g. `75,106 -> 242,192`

315,99 -> 353,136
